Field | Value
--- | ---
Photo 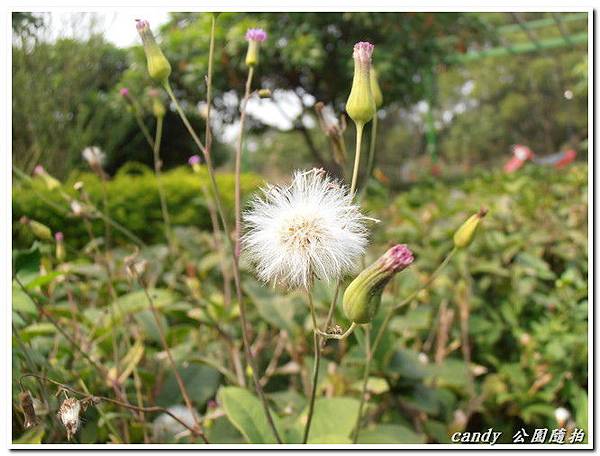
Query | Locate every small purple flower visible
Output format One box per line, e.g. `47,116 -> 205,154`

33,165 -> 45,176
119,87 -> 130,97
188,155 -> 201,166
353,41 -> 374,65
245,28 -> 267,42
381,244 -> 414,273
135,19 -> 150,32
55,232 -> 64,242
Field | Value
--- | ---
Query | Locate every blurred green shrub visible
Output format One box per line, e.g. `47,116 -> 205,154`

12,162 -> 262,248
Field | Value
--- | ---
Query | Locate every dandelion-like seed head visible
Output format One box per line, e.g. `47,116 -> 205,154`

58,397 -> 81,441
243,169 -> 371,290
245,28 -> 267,42
82,146 -> 106,168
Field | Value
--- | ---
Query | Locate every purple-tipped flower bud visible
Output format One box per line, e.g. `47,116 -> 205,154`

119,87 -> 130,97
55,232 -> 65,261
148,88 -> 166,118
245,28 -> 267,42
346,42 -> 376,126
33,165 -> 61,189
343,244 -> 414,324
136,19 -> 172,83
245,28 -> 267,67
188,154 -> 202,173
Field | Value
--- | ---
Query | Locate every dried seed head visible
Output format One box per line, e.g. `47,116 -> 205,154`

20,391 -> 38,429
58,397 -> 81,441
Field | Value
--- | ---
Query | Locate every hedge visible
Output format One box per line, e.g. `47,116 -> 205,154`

13,162 -> 263,248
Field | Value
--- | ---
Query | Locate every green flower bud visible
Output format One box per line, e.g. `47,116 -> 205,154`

55,232 -> 65,262
148,88 -> 166,118
136,20 -> 171,84
343,244 -> 414,324
453,208 -> 488,248
258,88 -> 272,99
370,68 -> 383,109
346,42 -> 376,126
20,216 -> 53,242
33,165 -> 60,190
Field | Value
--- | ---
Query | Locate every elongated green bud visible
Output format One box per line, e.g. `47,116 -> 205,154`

370,68 -> 383,109
55,232 -> 65,262
346,42 -> 376,125
20,216 -> 53,242
136,20 -> 171,84
33,165 -> 61,190
148,88 -> 166,118
453,208 -> 488,248
343,244 -> 414,324
245,28 -> 267,67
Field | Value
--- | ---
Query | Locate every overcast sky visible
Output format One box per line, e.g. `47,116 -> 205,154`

43,11 -> 170,48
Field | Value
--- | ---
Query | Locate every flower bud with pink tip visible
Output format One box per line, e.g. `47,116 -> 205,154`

346,42 -> 376,126
136,19 -> 171,84
55,231 -> 65,261
343,244 -> 414,324
245,28 -> 267,67
33,165 -> 61,190
188,155 -> 202,173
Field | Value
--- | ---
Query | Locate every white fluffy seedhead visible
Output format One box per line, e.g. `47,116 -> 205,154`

243,169 -> 371,290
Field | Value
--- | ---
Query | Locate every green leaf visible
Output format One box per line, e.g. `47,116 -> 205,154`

300,397 -> 360,443
218,386 -> 283,444
12,283 -> 37,315
357,424 -> 426,444
157,364 -> 221,409
102,288 -> 177,327
244,280 -> 302,334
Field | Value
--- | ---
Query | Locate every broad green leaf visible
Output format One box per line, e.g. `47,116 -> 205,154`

156,364 -> 221,409
12,284 -> 37,315
357,424 -> 426,444
300,397 -> 360,443
244,280 -> 302,334
218,386 -> 283,444
102,289 -> 177,327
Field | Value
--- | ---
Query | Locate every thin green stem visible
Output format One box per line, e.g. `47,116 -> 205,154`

352,247 -> 458,442
152,115 -> 174,252
165,53 -> 281,442
303,291 -> 321,444
360,115 -> 378,200
234,65 -> 255,260
352,325 -> 371,443
350,122 -> 365,195
131,100 -> 155,149
163,81 -> 230,241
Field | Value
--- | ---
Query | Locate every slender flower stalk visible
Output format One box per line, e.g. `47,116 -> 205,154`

137,19 -> 283,442
303,291 -> 320,444
304,42 -> 377,443
353,247 -> 457,442
148,89 -> 174,253
120,87 -> 154,149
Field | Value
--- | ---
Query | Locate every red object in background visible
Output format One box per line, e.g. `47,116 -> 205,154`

554,149 -> 577,169
504,144 -> 534,173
